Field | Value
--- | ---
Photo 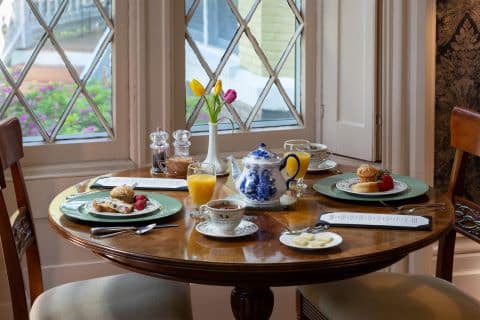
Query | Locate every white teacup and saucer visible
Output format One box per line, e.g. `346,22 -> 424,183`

195,199 -> 258,238
308,143 -> 337,172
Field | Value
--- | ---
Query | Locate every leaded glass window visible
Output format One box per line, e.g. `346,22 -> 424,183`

0,0 -> 114,143
185,0 -> 304,132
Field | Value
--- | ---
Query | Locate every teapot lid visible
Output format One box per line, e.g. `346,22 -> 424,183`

245,143 -> 282,164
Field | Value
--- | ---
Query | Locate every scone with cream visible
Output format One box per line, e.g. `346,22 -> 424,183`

356,164 -> 380,182
110,185 -> 135,204
351,181 -> 379,193
92,199 -> 134,214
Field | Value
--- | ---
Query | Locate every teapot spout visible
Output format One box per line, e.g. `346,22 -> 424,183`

227,155 -> 241,181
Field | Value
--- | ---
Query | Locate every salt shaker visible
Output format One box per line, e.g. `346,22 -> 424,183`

150,129 -> 169,175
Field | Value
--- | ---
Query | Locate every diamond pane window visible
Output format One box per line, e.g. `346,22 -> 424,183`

185,0 -> 304,133
0,0 -> 115,143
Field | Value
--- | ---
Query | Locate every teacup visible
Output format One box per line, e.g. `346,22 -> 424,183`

200,199 -> 246,234
309,143 -> 330,165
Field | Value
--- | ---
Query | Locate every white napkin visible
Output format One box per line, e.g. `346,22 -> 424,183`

94,177 -> 187,190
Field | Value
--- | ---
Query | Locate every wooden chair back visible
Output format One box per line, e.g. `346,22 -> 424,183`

447,107 -> 480,201
0,117 -> 43,320
436,107 -> 480,281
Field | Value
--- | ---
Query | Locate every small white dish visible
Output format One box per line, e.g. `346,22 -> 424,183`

87,198 -> 161,218
279,231 -> 343,250
335,178 -> 408,197
195,220 -> 258,238
308,159 -> 337,172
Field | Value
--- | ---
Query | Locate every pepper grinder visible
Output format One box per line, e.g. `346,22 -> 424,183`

150,129 -> 169,175
173,129 -> 191,157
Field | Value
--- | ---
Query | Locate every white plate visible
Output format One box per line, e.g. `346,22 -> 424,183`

279,231 -> 343,250
195,220 -> 258,238
335,178 -> 408,196
87,198 -> 161,218
308,159 -> 337,172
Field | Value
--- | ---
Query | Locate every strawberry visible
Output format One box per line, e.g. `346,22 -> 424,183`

134,199 -> 147,211
378,174 -> 394,191
134,194 -> 147,202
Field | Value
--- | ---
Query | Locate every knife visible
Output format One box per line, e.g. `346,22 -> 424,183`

90,223 -> 179,235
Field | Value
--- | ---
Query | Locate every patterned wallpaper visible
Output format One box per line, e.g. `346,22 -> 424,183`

435,0 -> 480,200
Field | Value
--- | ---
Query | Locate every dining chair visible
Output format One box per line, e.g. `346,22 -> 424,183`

0,117 -> 193,320
436,106 -> 480,281
296,107 -> 480,320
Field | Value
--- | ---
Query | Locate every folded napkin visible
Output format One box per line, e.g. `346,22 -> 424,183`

317,212 -> 432,231
90,177 -> 188,191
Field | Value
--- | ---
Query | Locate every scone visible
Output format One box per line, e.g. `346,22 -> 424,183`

351,181 -> 379,193
110,185 -> 135,203
356,164 -> 379,182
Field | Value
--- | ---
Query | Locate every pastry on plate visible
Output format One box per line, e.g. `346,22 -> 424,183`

351,181 -> 379,193
92,199 -> 134,214
351,165 -> 395,193
110,185 -> 135,204
356,164 -> 380,182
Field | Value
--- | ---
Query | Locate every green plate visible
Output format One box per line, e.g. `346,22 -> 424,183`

60,191 -> 182,224
313,173 -> 429,202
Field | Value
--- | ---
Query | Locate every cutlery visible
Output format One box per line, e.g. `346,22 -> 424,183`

92,223 -> 157,239
66,190 -> 98,200
92,224 -> 155,239
283,223 -> 330,235
91,223 -> 179,236
379,201 -> 447,212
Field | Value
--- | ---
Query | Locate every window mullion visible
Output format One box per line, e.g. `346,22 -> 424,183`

15,90 -> 51,142
212,25 -> 244,79
0,59 -> 51,141
93,0 -> 114,30
245,76 -> 276,129
274,25 -> 303,73
275,78 -> 303,126
287,0 -> 304,23
50,89 -> 81,141
83,88 -> 114,138
79,30 -> 113,82
186,0 -> 201,24
185,32 -> 215,78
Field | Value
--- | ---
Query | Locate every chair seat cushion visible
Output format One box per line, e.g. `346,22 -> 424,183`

299,272 -> 480,320
30,273 -> 192,320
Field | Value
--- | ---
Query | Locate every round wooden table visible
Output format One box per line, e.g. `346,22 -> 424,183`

48,166 -> 454,320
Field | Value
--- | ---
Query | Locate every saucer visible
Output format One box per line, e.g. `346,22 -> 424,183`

195,220 -> 258,238
226,194 -> 297,210
308,160 -> 337,172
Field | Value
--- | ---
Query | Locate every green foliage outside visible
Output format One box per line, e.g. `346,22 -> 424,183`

0,80 -> 111,138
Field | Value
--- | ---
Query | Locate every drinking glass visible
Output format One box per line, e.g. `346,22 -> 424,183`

284,139 -> 311,196
187,162 -> 216,217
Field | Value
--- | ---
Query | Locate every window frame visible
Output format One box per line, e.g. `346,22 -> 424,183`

17,0 -> 131,167
171,0 -> 317,155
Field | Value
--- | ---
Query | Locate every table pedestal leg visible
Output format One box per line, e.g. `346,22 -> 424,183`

231,286 -> 274,320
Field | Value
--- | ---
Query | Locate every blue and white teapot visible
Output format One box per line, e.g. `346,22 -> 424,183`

228,143 -> 300,207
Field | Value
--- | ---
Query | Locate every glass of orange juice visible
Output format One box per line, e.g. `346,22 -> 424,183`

284,139 -> 311,196
187,162 -> 216,216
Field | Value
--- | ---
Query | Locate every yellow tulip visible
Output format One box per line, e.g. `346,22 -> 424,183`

189,79 -> 205,96
213,79 -> 222,96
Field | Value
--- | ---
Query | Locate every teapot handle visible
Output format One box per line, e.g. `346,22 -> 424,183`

280,153 -> 300,189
